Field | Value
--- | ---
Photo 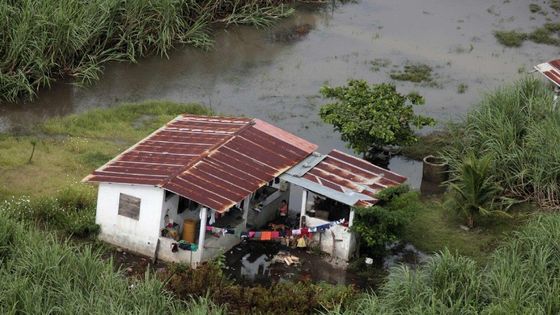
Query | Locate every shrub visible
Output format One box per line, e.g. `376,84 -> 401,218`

352,186 -> 418,256
494,30 -> 527,47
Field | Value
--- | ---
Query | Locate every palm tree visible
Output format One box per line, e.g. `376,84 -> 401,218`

448,153 -> 509,228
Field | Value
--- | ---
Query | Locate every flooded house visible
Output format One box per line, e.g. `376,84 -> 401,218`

83,114 -> 406,267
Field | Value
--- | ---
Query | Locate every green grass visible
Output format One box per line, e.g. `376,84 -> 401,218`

0,101 -> 212,198
457,83 -> 468,94
528,26 -> 560,46
494,30 -> 527,47
401,197 -> 526,264
389,63 -> 436,85
0,0 -> 294,102
331,213 -> 560,315
529,3 -> 542,13
400,131 -> 452,161
0,212 -> 224,314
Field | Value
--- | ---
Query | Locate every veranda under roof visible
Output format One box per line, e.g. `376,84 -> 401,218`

280,150 -> 407,208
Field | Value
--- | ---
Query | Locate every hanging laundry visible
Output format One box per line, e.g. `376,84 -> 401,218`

261,231 -> 272,241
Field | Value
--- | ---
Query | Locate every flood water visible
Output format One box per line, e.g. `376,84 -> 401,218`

1,0 -> 556,184
223,240 -> 428,289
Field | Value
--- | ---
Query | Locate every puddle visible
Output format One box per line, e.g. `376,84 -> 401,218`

224,239 -> 429,290
1,0 -> 555,182
224,241 -> 372,288
383,242 -> 430,270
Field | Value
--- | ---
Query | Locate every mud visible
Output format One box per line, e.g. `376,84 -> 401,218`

1,0 -> 555,185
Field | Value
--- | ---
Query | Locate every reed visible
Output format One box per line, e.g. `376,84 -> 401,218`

330,214 -> 560,315
444,78 -> 560,209
0,0 -> 294,102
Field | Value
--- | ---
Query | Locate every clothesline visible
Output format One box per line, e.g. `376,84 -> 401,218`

241,218 -> 346,241
206,218 -> 346,241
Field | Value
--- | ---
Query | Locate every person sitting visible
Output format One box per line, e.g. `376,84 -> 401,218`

278,200 -> 288,223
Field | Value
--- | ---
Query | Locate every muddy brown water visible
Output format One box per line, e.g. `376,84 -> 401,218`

1,0 -> 557,185
223,240 -> 429,289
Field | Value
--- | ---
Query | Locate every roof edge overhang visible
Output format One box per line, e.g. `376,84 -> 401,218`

280,173 -> 377,207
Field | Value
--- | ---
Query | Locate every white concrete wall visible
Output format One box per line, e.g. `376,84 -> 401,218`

305,216 -> 356,261
96,183 -> 164,257
288,183 -> 304,215
156,236 -> 201,267
160,193 -> 181,231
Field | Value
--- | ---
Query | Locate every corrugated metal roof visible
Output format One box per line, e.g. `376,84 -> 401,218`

535,59 -> 560,87
83,114 -> 317,212
281,149 -> 407,207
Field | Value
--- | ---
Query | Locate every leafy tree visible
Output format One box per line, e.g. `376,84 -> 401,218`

319,80 -> 435,162
448,153 -> 511,228
352,185 -> 418,256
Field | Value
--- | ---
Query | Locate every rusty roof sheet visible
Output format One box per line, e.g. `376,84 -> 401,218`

83,114 -> 317,212
281,149 -> 407,207
535,59 -> 560,87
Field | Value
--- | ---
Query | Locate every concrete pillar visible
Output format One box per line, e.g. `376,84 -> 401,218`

299,189 -> 308,228
196,207 -> 208,266
348,209 -> 355,227
242,195 -> 251,229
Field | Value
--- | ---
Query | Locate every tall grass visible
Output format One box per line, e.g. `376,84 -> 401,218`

0,212 -> 225,314
444,78 -> 560,209
330,213 -> 560,315
0,0 -> 294,102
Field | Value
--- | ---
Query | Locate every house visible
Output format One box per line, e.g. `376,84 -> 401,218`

83,114 -> 406,267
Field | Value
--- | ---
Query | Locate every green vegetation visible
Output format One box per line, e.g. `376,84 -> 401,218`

0,101 -> 212,197
352,185 -> 417,255
165,261 -> 357,314
494,23 -> 560,47
528,25 -> 560,46
0,0 -> 294,102
529,3 -> 542,13
494,30 -> 527,47
447,154 -> 511,228
369,58 -> 391,72
332,213 -> 560,314
457,83 -> 468,94
319,80 -> 434,161
400,131 -> 452,161
0,212 -> 224,314
402,199 -> 525,264
444,78 -> 560,209
389,63 -> 436,86
550,0 -> 560,11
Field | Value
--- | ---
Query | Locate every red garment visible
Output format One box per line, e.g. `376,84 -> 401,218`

261,231 -> 272,241
301,228 -> 311,237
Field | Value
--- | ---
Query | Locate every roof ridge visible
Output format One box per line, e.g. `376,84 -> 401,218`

157,118 -> 256,188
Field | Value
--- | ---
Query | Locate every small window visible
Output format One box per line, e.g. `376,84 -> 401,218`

118,193 -> 141,220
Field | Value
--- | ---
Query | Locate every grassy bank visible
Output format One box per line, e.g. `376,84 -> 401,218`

0,0 -> 294,102
0,101 -> 211,197
402,198 -> 528,264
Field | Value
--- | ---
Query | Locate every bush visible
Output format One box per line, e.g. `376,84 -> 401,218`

0,185 -> 99,238
352,186 -> 418,256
